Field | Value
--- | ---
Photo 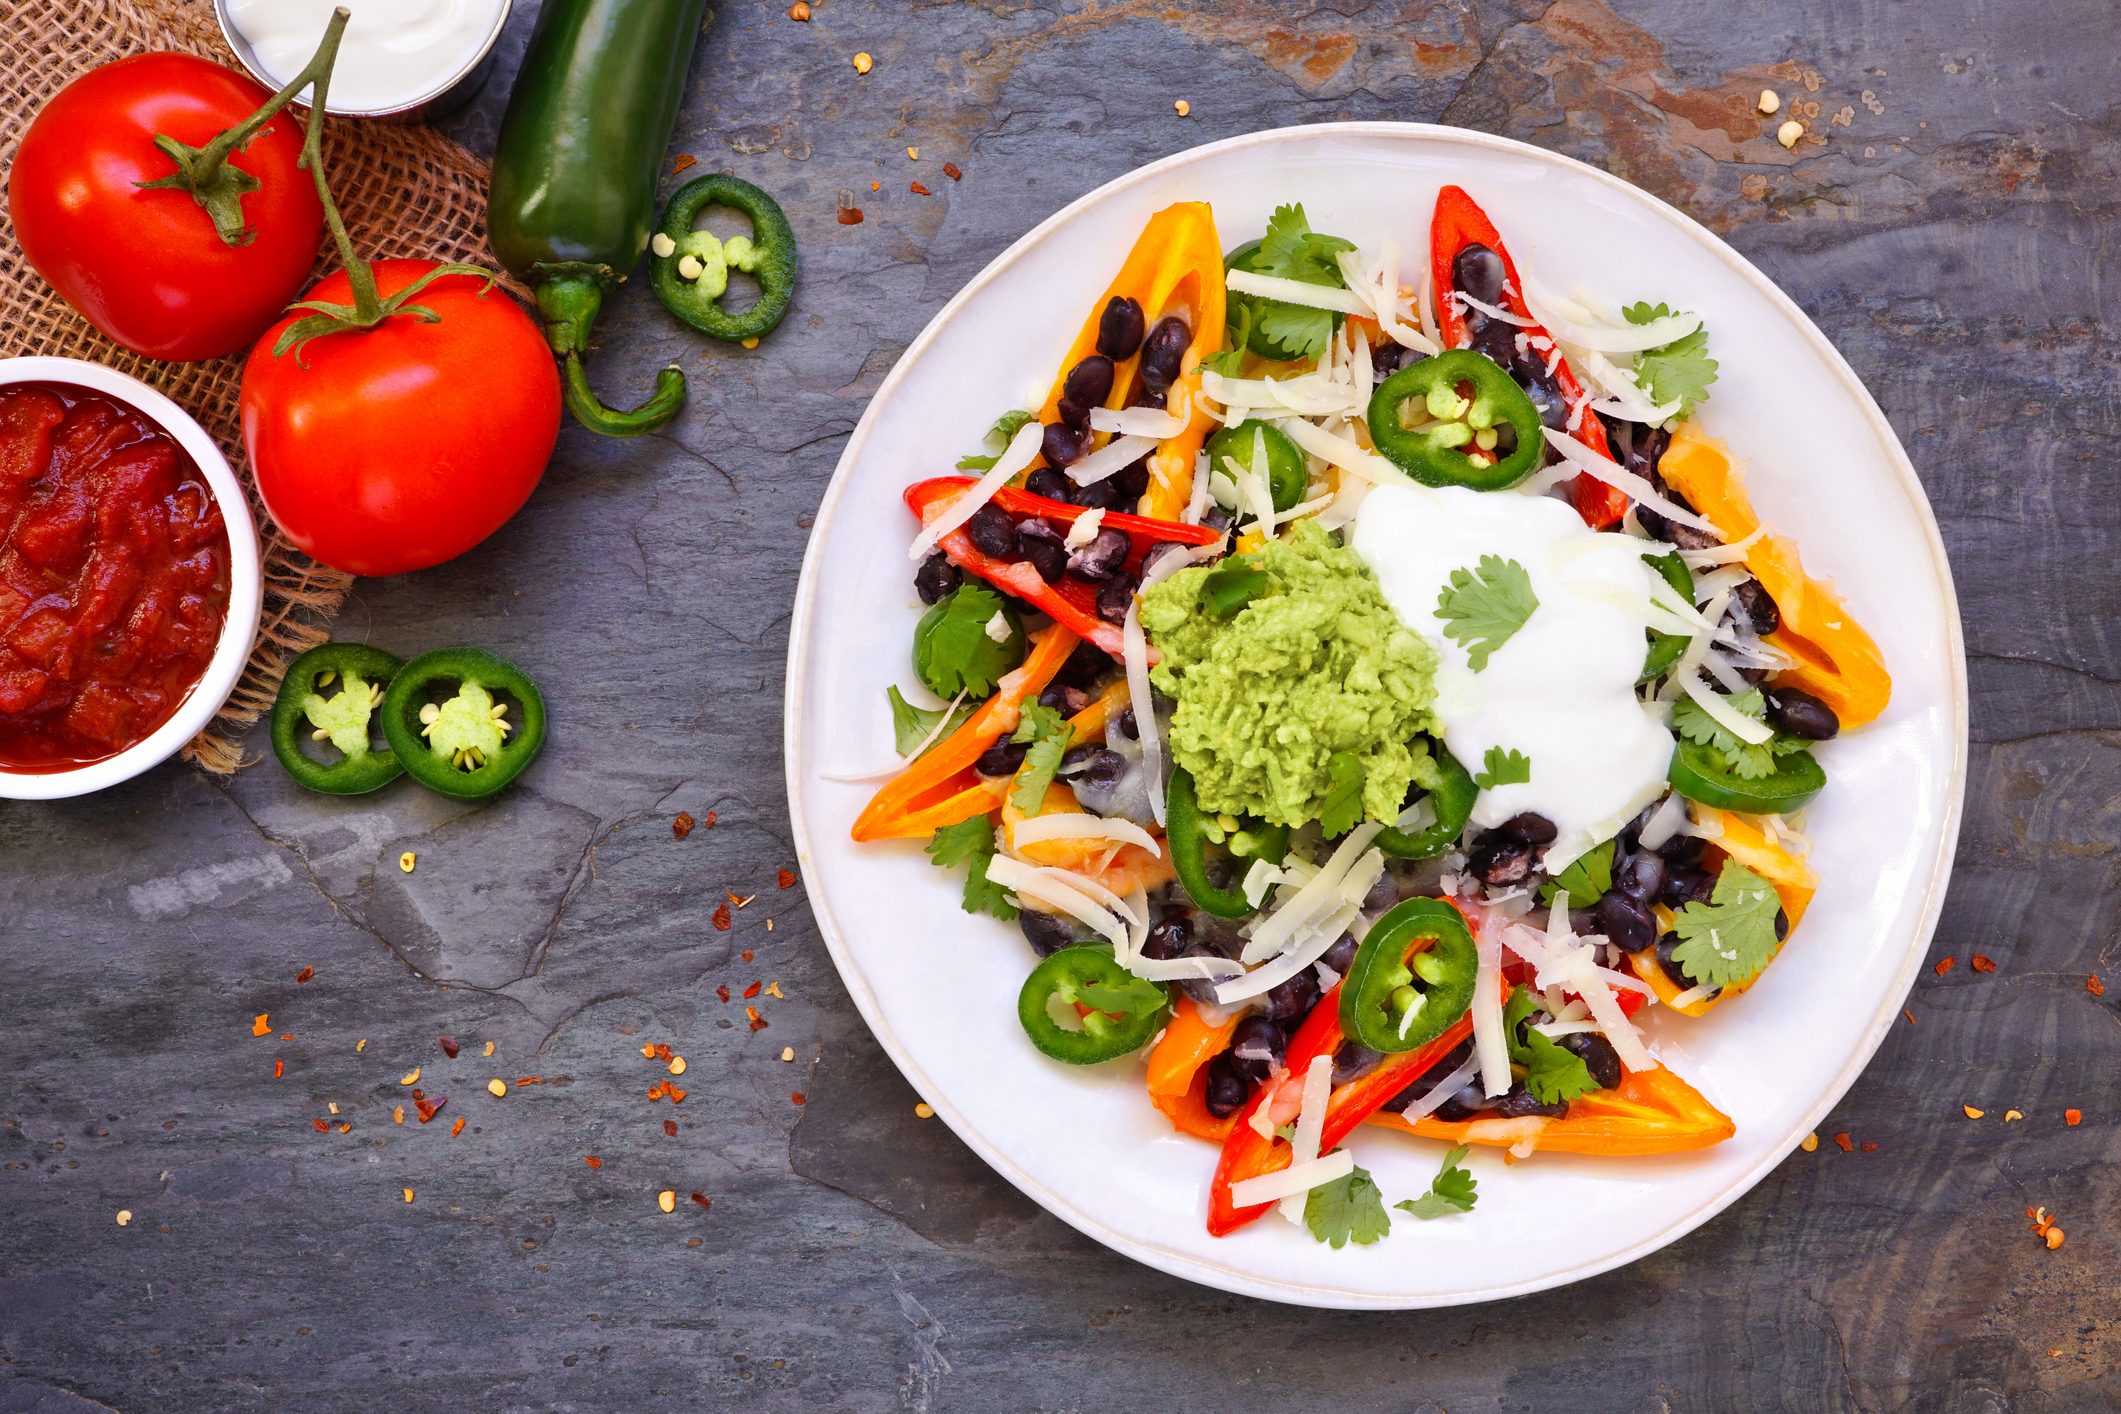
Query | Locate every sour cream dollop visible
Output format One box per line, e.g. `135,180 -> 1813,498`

1350,481 -> 1672,867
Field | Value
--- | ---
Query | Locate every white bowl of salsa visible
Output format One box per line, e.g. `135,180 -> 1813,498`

0,357 -> 262,800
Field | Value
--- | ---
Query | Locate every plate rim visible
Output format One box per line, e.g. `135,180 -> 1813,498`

782,120 -> 1969,1309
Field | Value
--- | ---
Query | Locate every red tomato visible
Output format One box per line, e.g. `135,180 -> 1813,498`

8,54 -> 323,362
240,259 -> 561,577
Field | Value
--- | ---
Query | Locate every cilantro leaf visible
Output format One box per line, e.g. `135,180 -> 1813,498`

1077,974 -> 1167,1019
1007,703 -> 1074,814
1473,746 -> 1531,791
925,817 -> 1015,921
1500,985 -> 1599,1105
1201,302 -> 1255,377
1317,751 -> 1366,837
1623,302 -> 1718,419
1669,860 -> 1785,989
956,409 -> 1036,470
887,686 -> 976,758
1540,838 -> 1615,908
1240,203 -> 1357,361
1255,300 -> 1337,363
1304,1161 -> 1391,1248
912,584 -> 1024,699
1436,555 -> 1539,671
1670,689 -> 1808,780
1393,1144 -> 1479,1220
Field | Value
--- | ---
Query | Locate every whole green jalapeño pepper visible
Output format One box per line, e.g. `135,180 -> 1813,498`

1017,946 -> 1171,1064
1340,898 -> 1479,1053
1375,742 -> 1476,859
1204,419 -> 1308,513
380,648 -> 548,801
651,173 -> 798,343
1639,550 -> 1696,683
1668,738 -> 1826,815
270,643 -> 406,795
1367,350 -> 1545,491
1166,766 -> 1258,919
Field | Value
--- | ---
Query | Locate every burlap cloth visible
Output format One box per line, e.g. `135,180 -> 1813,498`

0,0 -> 508,773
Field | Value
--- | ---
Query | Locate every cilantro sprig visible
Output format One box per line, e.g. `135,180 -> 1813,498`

1006,703 -> 1073,814
887,686 -> 976,758
1622,301 -> 1718,420
1437,555 -> 1539,671
956,409 -> 1035,470
925,816 -> 1014,921
1240,203 -> 1356,362
1304,1160 -> 1391,1248
1671,689 -> 1810,780
912,584 -> 1024,700
1473,746 -> 1531,791
1668,860 -> 1784,989
1503,985 -> 1599,1106
1394,1144 -> 1479,1220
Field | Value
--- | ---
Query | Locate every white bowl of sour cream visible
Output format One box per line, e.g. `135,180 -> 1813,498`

215,0 -> 512,118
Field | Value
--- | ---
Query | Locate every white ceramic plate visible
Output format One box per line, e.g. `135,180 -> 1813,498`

784,124 -> 1965,1309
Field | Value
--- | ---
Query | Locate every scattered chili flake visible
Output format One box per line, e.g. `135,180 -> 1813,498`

450,1117 -> 465,1138
2046,1227 -> 2065,1250
837,206 -> 864,225
715,984 -> 731,1003
1832,1132 -> 1854,1152
483,1041 -> 495,1057
392,1106 -> 405,1125
658,1189 -> 677,1212
789,1 -> 810,18
515,1076 -> 544,1087
671,154 -> 698,175
1173,98 -> 1192,117
295,967 -> 314,984
2065,1109 -> 2081,1126
2087,975 -> 2105,997
1933,957 -> 1955,976
765,982 -> 786,1000
400,1067 -> 421,1086
704,811 -> 717,829
690,1191 -> 712,1210
668,1056 -> 688,1076
743,981 -> 762,1000
400,851 -> 416,873
252,1013 -> 271,1037
403,1188 -> 415,1203
663,1119 -> 678,1138
1963,1105 -> 1985,1119
273,1059 -> 284,1079
585,1155 -> 603,1169
747,1008 -> 768,1032
336,1122 -> 351,1134
777,870 -> 796,889
852,51 -> 873,75
116,1209 -> 132,1226
914,1103 -> 935,1120
487,1079 -> 507,1098
869,180 -> 880,192
668,1087 -> 687,1104
649,1043 -> 673,1062
673,811 -> 695,840
279,1033 -> 294,1041
414,1093 -> 446,1124
728,891 -> 756,909
712,903 -> 733,931
439,1036 -> 460,1059
312,1117 -> 328,1133
791,1092 -> 807,1106
647,1082 -> 669,1101
356,1038 -> 367,1053
906,146 -> 919,160
1799,1131 -> 1817,1152
943,161 -> 962,181
741,949 -> 755,962
910,181 -> 931,196
1971,953 -> 1998,973
641,1042 -> 657,1059
1860,1141 -> 1878,1152
2005,1109 -> 2024,1122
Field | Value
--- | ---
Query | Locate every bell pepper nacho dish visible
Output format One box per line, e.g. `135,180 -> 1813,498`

847,189 -> 1891,1247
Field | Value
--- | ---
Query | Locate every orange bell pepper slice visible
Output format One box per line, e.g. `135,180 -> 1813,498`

1658,421 -> 1892,729
1627,807 -> 1819,1016
1031,202 -> 1225,522
1367,1064 -> 1733,1156
849,625 -> 1079,842
1145,996 -> 1241,1143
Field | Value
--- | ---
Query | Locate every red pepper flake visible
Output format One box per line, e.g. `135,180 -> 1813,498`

414,1093 -> 446,1124
776,870 -> 796,889
2089,975 -> 2106,997
743,981 -> 762,1000
690,1191 -> 712,1210
647,1082 -> 669,1101
279,1033 -> 295,1041
514,1076 -> 543,1087
668,1087 -> 687,1104
663,1119 -> 678,1138
1933,957 -> 1955,976
942,161 -> 962,181
1860,1141 -> 1879,1152
712,903 -> 733,931
715,984 -> 731,1003
837,206 -> 864,225
584,1155 -> 603,1169
450,1116 -> 466,1138
741,949 -> 755,963
910,181 -> 931,196
295,967 -> 314,984
1970,953 -> 1998,973
2065,1108 -> 2082,1126
650,1043 -> 673,1062
251,1013 -> 271,1037
1903,1009 -> 1916,1025
746,1007 -> 768,1032
673,811 -> 695,840
1832,1131 -> 1854,1152
704,811 -> 717,829
791,1092 -> 807,1106
336,1122 -> 351,1134
728,891 -> 756,909
438,1036 -> 460,1059
273,1058 -> 285,1079
672,154 -> 698,175
869,180 -> 880,192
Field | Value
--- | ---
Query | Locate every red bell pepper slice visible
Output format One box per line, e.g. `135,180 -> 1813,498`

905,478 -> 1217,657
1429,185 -> 1629,530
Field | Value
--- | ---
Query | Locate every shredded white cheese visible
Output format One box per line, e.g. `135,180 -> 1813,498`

906,419 -> 1043,560
1088,396 -> 1188,440
983,856 -> 1128,949
1224,268 -> 1370,315
1008,812 -> 1162,856
1394,1051 -> 1481,1124
1065,432 -> 1160,487
1273,416 -> 1400,486
1472,923 -> 1511,1097
1062,508 -> 1105,551
1239,825 -> 1384,964
1226,1148 -> 1354,1209
1680,673 -> 1774,745
1127,545 -> 1212,826
1274,1054 -> 1337,1224
1542,427 -> 1716,533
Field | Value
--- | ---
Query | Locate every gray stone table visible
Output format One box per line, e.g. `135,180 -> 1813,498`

4,1 -> 2116,1409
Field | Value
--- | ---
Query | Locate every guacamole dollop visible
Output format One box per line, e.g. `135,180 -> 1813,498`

1140,519 -> 1442,828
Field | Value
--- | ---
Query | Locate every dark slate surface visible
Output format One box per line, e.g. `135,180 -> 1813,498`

3,1 -> 2116,1409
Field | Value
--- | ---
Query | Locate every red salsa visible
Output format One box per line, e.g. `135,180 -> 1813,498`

0,382 -> 230,770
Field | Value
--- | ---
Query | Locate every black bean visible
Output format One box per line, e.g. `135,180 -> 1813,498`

1139,316 -> 1190,397
1453,244 -> 1509,306
1599,415 -> 1670,480
974,740 -> 1027,778
1041,420 -> 1088,469
1204,1053 -> 1254,1119
1612,849 -> 1668,903
1200,504 -> 1236,537
913,551 -> 961,605
1229,1015 -> 1285,1081
1332,1041 -> 1382,1087
1141,915 -> 1192,961
1015,519 -> 1067,583
1470,318 -> 1520,373
966,504 -> 1018,558
1654,930 -> 1718,1000
1114,706 -> 1138,740
1068,478 -> 1119,510
1433,1084 -> 1491,1123
1098,296 -> 1145,361
1113,458 -> 1152,500
1560,1032 -> 1623,1091
1067,528 -> 1130,582
1096,573 -> 1137,624
1467,829 -> 1537,888
1659,865 -> 1715,909
1018,907 -> 1080,957
1023,467 -> 1071,502
1494,1084 -> 1569,1120
1037,682 -> 1089,716
1058,747 -> 1125,793
1775,907 -> 1790,942
1058,638 -> 1110,686
1643,487 -> 1720,551
1593,890 -> 1657,952
1175,946 -> 1232,1005
1264,968 -> 1321,1027
1371,342 -> 1415,376
1731,577 -> 1781,635
1320,934 -> 1358,977
1653,832 -> 1706,867
1063,354 -> 1115,410
1765,684 -> 1840,740
1056,396 -> 1091,431
1501,812 -> 1558,845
